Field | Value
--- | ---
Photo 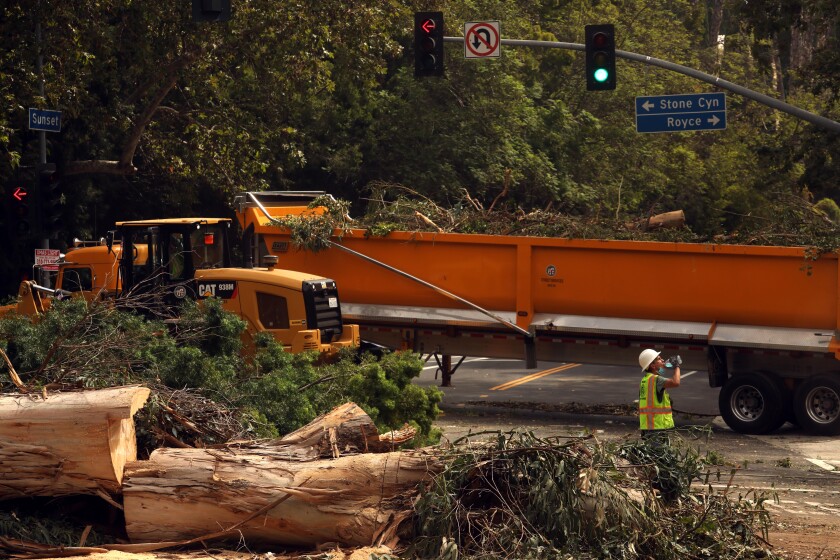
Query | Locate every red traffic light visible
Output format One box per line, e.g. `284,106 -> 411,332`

12,187 -> 28,201
592,32 -> 610,49
414,12 -> 444,77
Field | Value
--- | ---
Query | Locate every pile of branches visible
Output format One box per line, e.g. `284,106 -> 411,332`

135,385 -> 250,454
359,183 -> 697,242
410,430 -> 777,560
273,182 -> 840,254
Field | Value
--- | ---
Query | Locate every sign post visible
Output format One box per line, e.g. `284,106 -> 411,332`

635,93 -> 726,133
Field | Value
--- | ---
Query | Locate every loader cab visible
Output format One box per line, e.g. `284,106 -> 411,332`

115,218 -> 232,302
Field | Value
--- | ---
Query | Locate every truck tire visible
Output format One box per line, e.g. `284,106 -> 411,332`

793,375 -> 840,436
718,372 -> 788,434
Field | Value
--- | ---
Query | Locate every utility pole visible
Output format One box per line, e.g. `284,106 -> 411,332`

35,0 -> 50,285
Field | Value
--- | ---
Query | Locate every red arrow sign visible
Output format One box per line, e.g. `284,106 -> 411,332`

13,187 -> 28,201
421,19 -> 436,33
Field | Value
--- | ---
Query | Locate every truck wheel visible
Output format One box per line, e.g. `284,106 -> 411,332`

793,375 -> 840,436
718,372 -> 788,434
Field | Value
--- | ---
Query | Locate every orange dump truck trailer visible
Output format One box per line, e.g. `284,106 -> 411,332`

235,191 -> 840,436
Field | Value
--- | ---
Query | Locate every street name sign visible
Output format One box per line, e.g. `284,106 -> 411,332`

28,108 -> 62,132
635,93 -> 726,133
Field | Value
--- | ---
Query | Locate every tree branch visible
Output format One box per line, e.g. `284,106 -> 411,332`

64,48 -> 203,177
119,48 -> 202,169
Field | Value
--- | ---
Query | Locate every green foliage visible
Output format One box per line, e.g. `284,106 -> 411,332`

619,433 -> 704,502
242,341 -> 442,445
0,298 -> 168,389
340,350 -> 443,443
0,296 -> 441,451
274,185 -> 840,257
268,195 -> 353,253
815,197 -> 840,223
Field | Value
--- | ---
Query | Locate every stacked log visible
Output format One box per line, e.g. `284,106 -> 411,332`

0,389 -> 438,551
121,403 -> 440,548
0,385 -> 150,500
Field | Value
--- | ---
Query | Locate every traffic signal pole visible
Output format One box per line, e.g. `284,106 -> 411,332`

442,36 -> 840,134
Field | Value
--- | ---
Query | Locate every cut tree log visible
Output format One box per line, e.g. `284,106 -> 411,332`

268,401 -> 417,454
122,403 -> 441,549
0,385 -> 150,500
646,210 -> 686,229
642,210 -> 685,231
625,210 -> 686,231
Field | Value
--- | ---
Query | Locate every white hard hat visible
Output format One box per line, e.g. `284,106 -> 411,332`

638,349 -> 661,371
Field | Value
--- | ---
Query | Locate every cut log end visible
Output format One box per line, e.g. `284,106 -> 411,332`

0,386 -> 150,500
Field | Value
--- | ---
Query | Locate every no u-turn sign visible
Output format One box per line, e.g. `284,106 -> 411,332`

464,21 -> 501,59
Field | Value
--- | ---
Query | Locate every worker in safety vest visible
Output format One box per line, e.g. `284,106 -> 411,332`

638,349 -> 680,438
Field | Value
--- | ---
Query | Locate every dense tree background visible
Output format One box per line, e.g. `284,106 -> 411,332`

2,0 -> 839,296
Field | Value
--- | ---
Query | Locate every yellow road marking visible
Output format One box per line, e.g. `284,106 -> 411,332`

490,363 -> 582,391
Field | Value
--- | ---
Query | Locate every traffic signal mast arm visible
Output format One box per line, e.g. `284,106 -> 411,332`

441,36 -> 840,133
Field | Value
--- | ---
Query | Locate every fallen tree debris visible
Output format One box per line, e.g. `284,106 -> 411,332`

281,185 -> 840,257
411,430 -> 778,559
121,403 -> 439,548
0,386 -> 781,559
0,386 -> 150,500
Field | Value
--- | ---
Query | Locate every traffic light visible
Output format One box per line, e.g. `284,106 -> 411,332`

39,168 -> 63,234
414,12 -> 444,77
585,24 -> 616,91
6,170 -> 33,239
192,0 -> 231,22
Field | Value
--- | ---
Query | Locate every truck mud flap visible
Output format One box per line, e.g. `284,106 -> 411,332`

707,346 -> 728,387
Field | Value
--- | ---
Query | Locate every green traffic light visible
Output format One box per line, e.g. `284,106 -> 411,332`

594,68 -> 610,83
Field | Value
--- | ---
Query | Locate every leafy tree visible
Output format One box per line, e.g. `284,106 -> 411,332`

1,0 -> 403,240
3,0 -> 840,299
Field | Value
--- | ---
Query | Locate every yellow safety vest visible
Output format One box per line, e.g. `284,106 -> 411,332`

639,372 -> 674,431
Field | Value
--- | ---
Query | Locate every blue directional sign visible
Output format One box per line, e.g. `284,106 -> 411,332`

635,93 -> 726,133
28,108 -> 62,133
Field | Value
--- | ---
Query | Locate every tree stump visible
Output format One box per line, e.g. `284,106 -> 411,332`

0,385 -> 150,500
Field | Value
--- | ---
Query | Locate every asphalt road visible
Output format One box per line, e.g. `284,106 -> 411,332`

416,356 -> 721,416
416,356 -> 840,527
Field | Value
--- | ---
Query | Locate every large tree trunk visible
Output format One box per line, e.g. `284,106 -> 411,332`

707,0 -> 725,48
122,403 -> 440,549
0,386 -> 150,500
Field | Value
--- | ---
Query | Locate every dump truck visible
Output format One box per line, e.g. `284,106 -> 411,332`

1,217 -> 359,355
235,190 -> 840,436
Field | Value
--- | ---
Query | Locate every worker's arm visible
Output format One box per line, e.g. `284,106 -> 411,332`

663,366 -> 681,388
